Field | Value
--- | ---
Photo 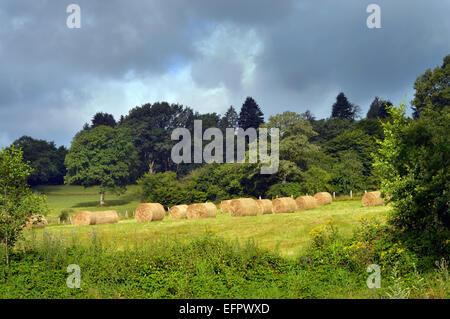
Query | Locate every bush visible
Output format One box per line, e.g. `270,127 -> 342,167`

59,209 -> 73,223
267,182 -> 302,198
374,104 -> 450,258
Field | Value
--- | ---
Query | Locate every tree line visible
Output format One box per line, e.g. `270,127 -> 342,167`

9,55 -> 449,207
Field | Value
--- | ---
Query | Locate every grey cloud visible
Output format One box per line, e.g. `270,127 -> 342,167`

0,0 -> 449,147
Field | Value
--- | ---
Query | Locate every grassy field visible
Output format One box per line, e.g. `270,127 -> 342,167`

3,186 -> 447,299
27,185 -> 390,257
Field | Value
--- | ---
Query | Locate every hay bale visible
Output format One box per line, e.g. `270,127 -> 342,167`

186,203 -> 217,219
272,197 -> 297,214
314,192 -> 332,205
169,204 -> 188,219
23,214 -> 48,230
135,203 -> 165,222
230,198 -> 259,217
71,211 -> 119,226
91,210 -> 119,225
71,211 -> 92,226
255,199 -> 273,215
362,191 -> 384,207
220,200 -> 233,213
295,195 -> 317,210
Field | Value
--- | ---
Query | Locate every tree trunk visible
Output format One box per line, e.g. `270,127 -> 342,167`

100,188 -> 105,206
5,236 -> 9,267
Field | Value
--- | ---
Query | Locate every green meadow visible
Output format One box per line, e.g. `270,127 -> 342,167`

28,185 -> 388,256
1,185 -> 446,299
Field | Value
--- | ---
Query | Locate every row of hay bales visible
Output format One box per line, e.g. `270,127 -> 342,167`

134,202 -> 218,222
221,192 -> 333,216
65,190 -> 383,226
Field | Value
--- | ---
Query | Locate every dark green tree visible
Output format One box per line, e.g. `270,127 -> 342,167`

411,54 -> 450,119
65,126 -> 137,206
219,106 -> 239,130
119,102 -> 194,177
311,118 -> 352,145
91,112 -> 116,128
367,97 -> 393,119
331,92 -> 360,122
238,97 -> 264,130
12,136 -> 67,186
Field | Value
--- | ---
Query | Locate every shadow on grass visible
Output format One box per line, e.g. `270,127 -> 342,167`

71,198 -> 133,208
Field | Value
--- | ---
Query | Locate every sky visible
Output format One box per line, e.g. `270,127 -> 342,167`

0,0 -> 449,148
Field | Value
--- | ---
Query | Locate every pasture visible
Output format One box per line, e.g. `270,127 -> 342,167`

27,186 -> 389,256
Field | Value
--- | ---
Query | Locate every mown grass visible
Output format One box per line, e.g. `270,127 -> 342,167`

27,185 -> 390,257
34,185 -> 142,221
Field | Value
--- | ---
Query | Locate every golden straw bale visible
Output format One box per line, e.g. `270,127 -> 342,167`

220,200 -> 233,214
295,196 -> 317,210
272,197 -> 297,214
314,192 -> 332,205
362,191 -> 384,207
255,199 -> 273,215
169,205 -> 189,219
91,211 -> 119,225
230,198 -> 259,217
186,203 -> 218,219
71,211 -> 92,226
135,203 -> 165,222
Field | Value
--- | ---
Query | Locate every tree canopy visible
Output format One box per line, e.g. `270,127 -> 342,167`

411,54 -> 450,119
12,136 -> 67,186
238,97 -> 264,130
64,125 -> 138,205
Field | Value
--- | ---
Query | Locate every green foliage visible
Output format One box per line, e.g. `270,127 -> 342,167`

65,126 -> 138,205
373,103 -> 450,258
119,102 -> 195,177
331,92 -> 360,122
412,54 -> 450,119
58,209 -> 73,223
311,118 -> 352,146
0,146 -> 48,265
238,97 -> 264,130
326,128 -> 377,177
12,136 -> 67,186
266,182 -> 302,199
219,106 -> 239,131
367,97 -> 392,119
300,166 -> 332,194
138,171 -> 194,207
91,112 -> 116,128
332,151 -> 366,194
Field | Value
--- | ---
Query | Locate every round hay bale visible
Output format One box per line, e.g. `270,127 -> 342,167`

272,197 -> 297,214
71,211 -> 92,226
230,198 -> 259,217
220,200 -> 233,213
255,199 -> 273,215
135,203 -> 165,223
295,195 -> 317,210
91,210 -> 119,225
169,204 -> 189,219
23,214 -> 48,230
362,191 -> 384,207
314,192 -> 332,206
186,203 -> 217,219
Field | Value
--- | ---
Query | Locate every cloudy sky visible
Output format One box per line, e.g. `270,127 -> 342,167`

0,0 -> 449,148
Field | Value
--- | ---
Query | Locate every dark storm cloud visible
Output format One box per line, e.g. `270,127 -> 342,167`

0,0 -> 449,147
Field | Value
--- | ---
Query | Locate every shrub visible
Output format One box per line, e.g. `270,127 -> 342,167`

59,209 -> 73,223
373,103 -> 450,258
